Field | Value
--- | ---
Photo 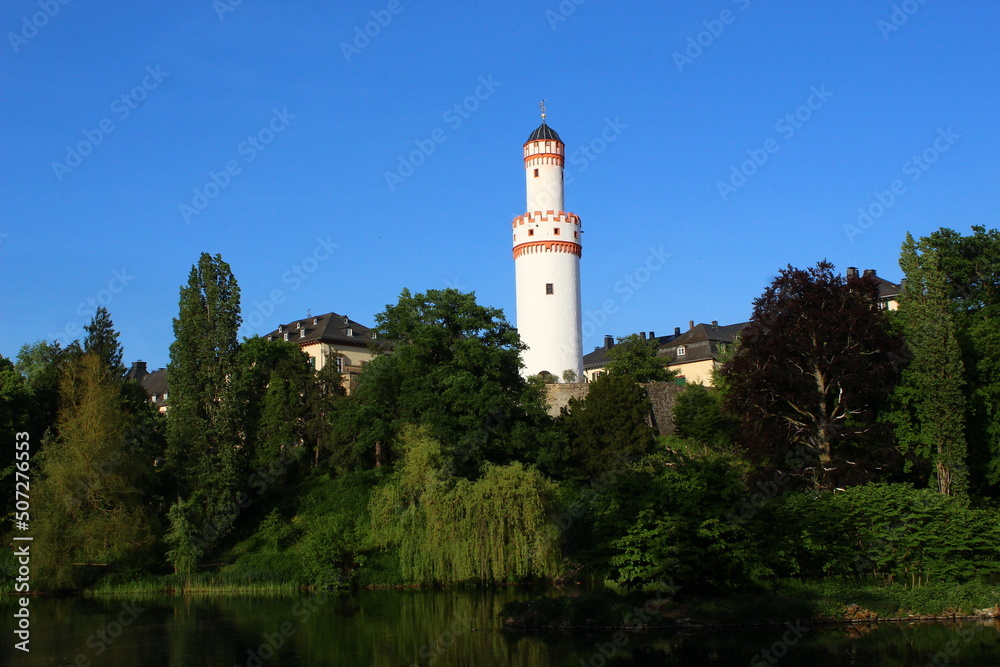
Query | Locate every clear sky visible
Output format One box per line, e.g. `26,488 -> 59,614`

2,1 -> 998,368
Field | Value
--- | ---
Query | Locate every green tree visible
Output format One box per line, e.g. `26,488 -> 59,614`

350,288 -> 543,472
83,306 -> 125,377
723,262 -> 902,489
369,425 -> 561,584
889,235 -> 969,496
602,333 -> 676,382
559,373 -> 657,479
32,354 -> 159,588
164,253 -> 243,565
920,226 -> 1000,491
15,340 -> 81,442
673,383 -> 738,448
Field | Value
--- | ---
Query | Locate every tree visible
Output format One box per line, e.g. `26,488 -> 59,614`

722,261 -> 902,489
369,425 -> 561,584
889,235 -> 969,496
83,306 -> 125,377
15,340 -> 81,443
164,253 -> 242,564
559,373 -> 657,479
673,383 -> 738,448
350,288 -> 543,472
602,333 -> 676,382
919,226 -> 1000,490
32,354 -> 158,588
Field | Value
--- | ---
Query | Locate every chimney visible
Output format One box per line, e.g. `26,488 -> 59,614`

674,327 -> 681,336
648,331 -> 655,340
863,269 -> 876,277
640,332 -> 647,340
688,320 -> 694,330
712,320 -> 718,329
604,335 -> 614,349
900,278 -> 908,290
129,361 -> 147,379
847,266 -> 859,279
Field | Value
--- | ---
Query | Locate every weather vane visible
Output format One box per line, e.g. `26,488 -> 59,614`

540,99 -> 547,122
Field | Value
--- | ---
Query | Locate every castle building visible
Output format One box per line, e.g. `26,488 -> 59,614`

513,108 -> 583,380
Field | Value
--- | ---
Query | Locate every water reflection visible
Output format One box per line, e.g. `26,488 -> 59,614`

5,590 -> 1000,666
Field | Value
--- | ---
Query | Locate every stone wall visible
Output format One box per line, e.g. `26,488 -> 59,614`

542,382 -> 590,417
542,380 -> 687,436
641,382 -> 686,436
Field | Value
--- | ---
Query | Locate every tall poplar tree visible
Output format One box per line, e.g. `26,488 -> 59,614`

164,253 -> 242,563
890,235 -> 969,496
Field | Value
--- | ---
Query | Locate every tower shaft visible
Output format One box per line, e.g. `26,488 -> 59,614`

513,120 -> 583,381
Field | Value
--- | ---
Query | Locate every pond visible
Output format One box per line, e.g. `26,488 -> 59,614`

6,589 -> 1000,666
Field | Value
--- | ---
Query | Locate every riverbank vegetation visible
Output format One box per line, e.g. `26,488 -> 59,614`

4,227 -> 1000,625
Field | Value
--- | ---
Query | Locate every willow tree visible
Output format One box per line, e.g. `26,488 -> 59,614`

369,426 -> 561,584
890,235 -> 968,496
33,353 -> 158,588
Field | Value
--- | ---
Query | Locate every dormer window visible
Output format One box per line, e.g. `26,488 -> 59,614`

278,325 -> 285,333
677,346 -> 686,357
313,317 -> 319,325
347,327 -> 353,337
284,332 -> 290,341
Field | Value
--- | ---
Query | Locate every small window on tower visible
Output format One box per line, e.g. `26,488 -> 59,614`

574,231 -> 578,239
545,283 -> 554,295
528,229 -> 534,236
533,168 -> 539,178
554,228 -> 560,235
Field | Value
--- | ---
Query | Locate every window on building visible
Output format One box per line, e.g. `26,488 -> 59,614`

533,168 -> 539,177
553,228 -> 560,235
528,229 -> 534,236
545,283 -> 554,295
336,356 -> 344,373
677,346 -> 686,356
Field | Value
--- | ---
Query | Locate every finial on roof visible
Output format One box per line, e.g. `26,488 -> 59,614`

539,98 -> 547,123
307,308 -> 311,317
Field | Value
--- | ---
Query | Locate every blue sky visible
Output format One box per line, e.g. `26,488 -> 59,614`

2,1 -> 998,368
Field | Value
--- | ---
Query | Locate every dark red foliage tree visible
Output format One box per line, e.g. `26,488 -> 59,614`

722,261 -> 902,489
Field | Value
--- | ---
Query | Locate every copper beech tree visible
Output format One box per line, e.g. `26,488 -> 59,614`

722,262 -> 902,489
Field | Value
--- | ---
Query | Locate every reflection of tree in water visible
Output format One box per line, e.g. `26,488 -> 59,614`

18,594 -> 1000,666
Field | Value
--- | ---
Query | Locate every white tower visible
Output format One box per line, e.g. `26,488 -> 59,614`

513,104 -> 583,381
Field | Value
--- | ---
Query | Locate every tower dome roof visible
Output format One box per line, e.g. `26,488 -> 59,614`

526,122 -> 562,143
